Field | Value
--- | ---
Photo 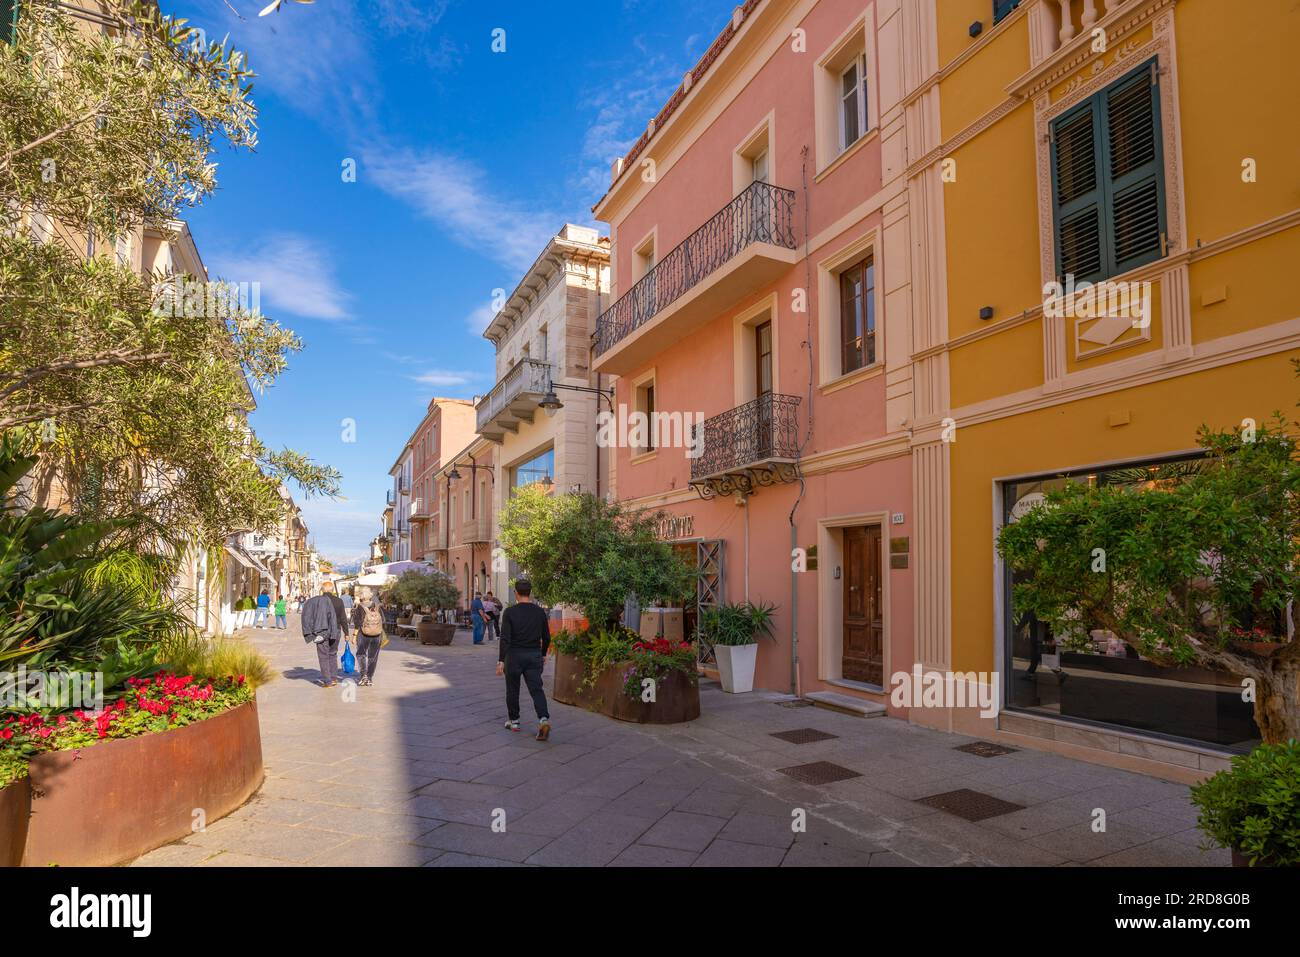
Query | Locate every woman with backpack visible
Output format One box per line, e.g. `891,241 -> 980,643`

351,593 -> 387,687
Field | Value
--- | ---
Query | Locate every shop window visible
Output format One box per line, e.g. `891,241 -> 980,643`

1001,456 -> 1260,753
1050,58 -> 1166,284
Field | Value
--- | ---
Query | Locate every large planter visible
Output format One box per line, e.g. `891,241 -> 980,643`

714,643 -> 758,694
0,779 -> 30,867
419,619 -> 455,646
19,698 -> 263,867
552,651 -> 699,724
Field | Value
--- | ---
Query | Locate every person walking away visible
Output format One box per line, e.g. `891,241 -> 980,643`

301,585 -> 341,687
352,595 -> 385,686
321,581 -> 352,679
254,588 -> 271,628
470,591 -> 487,645
342,588 -> 354,616
482,591 -> 499,641
495,579 -> 551,740
274,592 -> 288,629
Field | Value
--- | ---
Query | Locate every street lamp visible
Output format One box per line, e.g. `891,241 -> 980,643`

541,380 -> 614,415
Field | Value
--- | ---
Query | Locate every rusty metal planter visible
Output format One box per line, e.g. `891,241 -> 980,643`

19,698 -> 263,867
0,779 -> 30,867
419,621 -> 456,645
552,652 -> 699,724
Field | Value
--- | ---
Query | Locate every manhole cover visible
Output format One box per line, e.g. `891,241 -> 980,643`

776,699 -> 815,709
777,761 -> 861,785
954,741 -> 1019,758
915,788 -> 1025,821
770,728 -> 840,744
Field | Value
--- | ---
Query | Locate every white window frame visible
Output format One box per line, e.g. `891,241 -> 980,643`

838,53 -> 869,151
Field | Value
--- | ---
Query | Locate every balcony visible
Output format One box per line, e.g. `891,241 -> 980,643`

594,181 -> 798,375
462,515 -> 491,544
409,497 -> 432,522
476,358 -> 553,442
386,489 -> 395,506
689,393 -> 802,499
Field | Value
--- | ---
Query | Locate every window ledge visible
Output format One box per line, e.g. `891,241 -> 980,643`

630,450 -> 658,465
815,127 -> 879,184
819,362 -> 883,396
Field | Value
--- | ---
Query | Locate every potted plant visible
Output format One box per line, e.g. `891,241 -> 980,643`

697,601 -> 776,693
1190,739 -> 1300,867
383,570 -> 460,645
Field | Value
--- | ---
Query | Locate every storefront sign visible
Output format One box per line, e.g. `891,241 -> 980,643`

655,514 -> 695,541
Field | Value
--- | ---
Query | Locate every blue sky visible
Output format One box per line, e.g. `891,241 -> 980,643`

170,0 -> 731,563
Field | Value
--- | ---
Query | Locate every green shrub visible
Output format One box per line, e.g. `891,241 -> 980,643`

697,601 -> 776,646
1190,739 -> 1300,866
158,633 -> 275,689
0,434 -> 192,678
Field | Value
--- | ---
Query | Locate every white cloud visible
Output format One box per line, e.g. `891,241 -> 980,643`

365,147 -> 560,271
409,369 -> 476,387
210,233 -> 352,322
465,302 -> 496,336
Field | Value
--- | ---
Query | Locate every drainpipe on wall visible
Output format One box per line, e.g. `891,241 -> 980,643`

788,145 -> 817,699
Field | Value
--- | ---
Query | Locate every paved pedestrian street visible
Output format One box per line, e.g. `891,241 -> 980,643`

132,617 -> 1229,868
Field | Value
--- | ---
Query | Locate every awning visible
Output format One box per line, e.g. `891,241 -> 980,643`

224,546 -> 274,580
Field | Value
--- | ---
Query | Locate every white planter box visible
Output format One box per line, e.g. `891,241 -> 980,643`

714,643 -> 758,694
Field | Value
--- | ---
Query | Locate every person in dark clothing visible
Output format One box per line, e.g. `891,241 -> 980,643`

351,594 -> 385,686
495,579 -> 551,740
301,586 -> 341,687
322,581 -> 352,684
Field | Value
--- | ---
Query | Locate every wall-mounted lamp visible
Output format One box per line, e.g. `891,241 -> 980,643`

969,21 -> 983,37
979,306 -> 994,321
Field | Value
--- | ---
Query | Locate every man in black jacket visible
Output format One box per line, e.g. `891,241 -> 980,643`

494,579 -> 552,740
301,584 -> 341,687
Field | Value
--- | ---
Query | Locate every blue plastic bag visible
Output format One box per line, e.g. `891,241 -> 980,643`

340,640 -> 356,675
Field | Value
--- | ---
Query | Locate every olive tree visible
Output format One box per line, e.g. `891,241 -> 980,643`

498,486 -> 694,632
0,0 -> 339,554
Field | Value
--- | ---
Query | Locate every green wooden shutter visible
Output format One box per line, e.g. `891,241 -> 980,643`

1051,58 -> 1166,283
1050,98 -> 1104,283
1103,59 -> 1166,274
1,0 -> 17,45
993,0 -> 1021,24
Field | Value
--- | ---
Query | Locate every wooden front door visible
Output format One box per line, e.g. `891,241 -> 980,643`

842,525 -> 883,685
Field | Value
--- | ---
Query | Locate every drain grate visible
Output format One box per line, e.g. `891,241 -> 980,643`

770,728 -> 840,744
954,741 -> 1019,758
915,788 -> 1025,822
777,761 -> 862,785
776,699 -> 815,709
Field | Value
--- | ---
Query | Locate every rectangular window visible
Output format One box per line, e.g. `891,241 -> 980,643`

643,384 -> 656,452
838,256 -> 876,375
755,321 -> 773,396
839,54 -> 869,151
1050,58 -> 1166,284
512,448 -> 555,489
992,0 -> 1020,24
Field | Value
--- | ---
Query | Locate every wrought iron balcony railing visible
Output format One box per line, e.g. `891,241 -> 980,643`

475,358 -> 553,437
689,393 -> 802,498
594,181 -> 797,357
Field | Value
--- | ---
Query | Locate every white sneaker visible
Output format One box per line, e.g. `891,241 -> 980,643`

504,720 -> 520,732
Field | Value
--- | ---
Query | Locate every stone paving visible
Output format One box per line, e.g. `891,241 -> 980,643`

132,614 -> 1229,867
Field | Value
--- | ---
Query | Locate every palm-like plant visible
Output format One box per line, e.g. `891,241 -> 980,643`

0,434 -> 192,676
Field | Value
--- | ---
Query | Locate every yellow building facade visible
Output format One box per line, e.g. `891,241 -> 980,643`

907,0 -> 1300,779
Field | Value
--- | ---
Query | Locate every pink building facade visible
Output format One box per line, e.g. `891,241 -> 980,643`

594,0 -> 923,713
